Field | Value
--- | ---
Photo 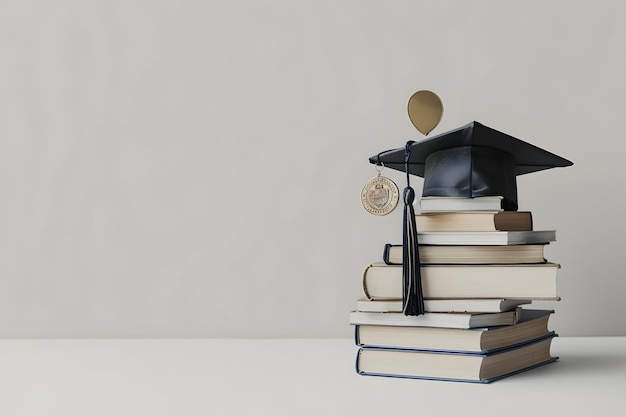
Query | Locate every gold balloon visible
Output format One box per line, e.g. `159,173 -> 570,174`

407,90 -> 443,136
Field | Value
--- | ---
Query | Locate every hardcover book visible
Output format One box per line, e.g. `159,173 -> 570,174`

418,196 -> 506,212
356,333 -> 557,383
356,297 -> 531,313
349,309 -> 519,329
354,309 -> 553,353
416,230 -> 556,246
415,209 -> 532,231
383,243 -> 547,265
362,263 -> 560,300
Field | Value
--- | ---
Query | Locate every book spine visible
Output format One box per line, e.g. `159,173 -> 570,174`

361,264 -> 373,300
382,244 -> 401,265
354,325 -> 361,346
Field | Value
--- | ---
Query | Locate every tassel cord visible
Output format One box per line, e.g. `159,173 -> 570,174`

402,141 -> 425,316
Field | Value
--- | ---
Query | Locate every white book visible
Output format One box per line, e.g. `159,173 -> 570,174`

349,310 -> 519,329
356,297 -> 531,313
417,230 -> 556,245
418,196 -> 504,212
383,243 -> 547,264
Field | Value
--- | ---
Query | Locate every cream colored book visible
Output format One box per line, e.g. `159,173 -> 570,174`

349,309 -> 519,329
355,309 -> 553,353
417,196 -> 505,212
362,263 -> 560,300
383,243 -> 546,264
356,334 -> 557,383
416,230 -> 555,245
356,297 -> 531,313
415,211 -> 532,232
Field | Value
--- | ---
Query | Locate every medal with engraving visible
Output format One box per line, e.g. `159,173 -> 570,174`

361,167 -> 399,216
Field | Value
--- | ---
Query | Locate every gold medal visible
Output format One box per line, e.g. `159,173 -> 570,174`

361,169 -> 399,216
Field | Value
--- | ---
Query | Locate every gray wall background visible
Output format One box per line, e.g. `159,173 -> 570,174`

1,0 -> 624,337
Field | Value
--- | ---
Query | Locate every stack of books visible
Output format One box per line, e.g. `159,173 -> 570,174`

350,196 -> 560,383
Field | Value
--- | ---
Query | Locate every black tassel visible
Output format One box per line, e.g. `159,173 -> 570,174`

402,141 -> 425,316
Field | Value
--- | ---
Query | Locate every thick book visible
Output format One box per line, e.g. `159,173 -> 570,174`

383,243 -> 547,265
415,211 -> 533,232
416,230 -> 556,245
355,309 -> 553,353
356,297 -> 531,313
356,333 -> 557,383
349,309 -> 519,329
362,263 -> 560,300
418,196 -> 505,212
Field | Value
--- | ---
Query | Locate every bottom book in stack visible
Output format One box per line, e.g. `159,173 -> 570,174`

351,309 -> 558,383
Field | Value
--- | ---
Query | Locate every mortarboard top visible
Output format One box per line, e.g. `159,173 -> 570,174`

370,121 -> 573,210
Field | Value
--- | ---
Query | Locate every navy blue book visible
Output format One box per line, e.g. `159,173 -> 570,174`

356,333 -> 557,383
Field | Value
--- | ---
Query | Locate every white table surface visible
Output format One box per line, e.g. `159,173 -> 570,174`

0,337 -> 624,417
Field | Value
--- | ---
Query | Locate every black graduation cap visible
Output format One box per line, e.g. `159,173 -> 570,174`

370,121 -> 574,211
368,121 -> 573,317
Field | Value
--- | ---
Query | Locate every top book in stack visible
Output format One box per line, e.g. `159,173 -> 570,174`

418,196 -> 507,212
415,210 -> 533,232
